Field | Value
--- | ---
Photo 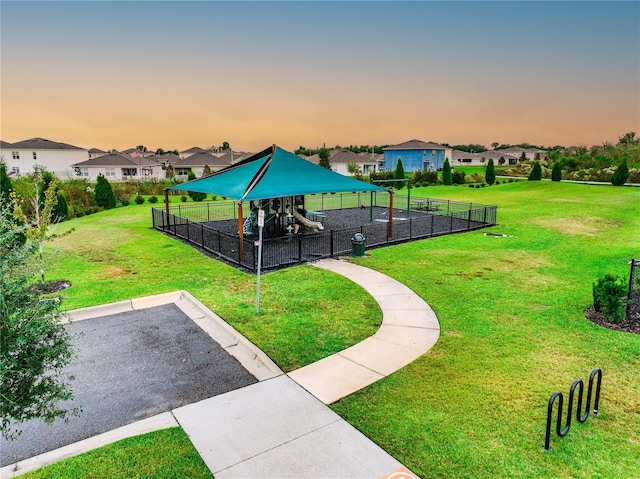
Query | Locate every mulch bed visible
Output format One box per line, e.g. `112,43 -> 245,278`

584,302 -> 640,335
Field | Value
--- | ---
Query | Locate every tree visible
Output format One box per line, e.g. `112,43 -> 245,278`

485,158 -> 496,185
442,158 -> 453,185
136,145 -> 147,153
491,142 -> 499,150
551,162 -> 562,182
220,141 -> 230,151
347,162 -> 358,175
11,169 -> 65,283
393,158 -> 405,189
0,203 -> 77,440
0,161 -> 12,205
39,171 -> 68,221
528,161 -> 542,180
187,171 -> 206,201
94,174 -> 116,209
611,159 -> 629,186
318,148 -> 331,169
617,132 -> 637,146
519,152 -> 527,163
165,163 -> 176,180
202,165 -> 212,176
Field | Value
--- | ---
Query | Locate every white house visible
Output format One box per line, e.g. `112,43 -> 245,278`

0,137 -> 88,178
494,147 -> 547,161
451,149 -> 520,167
301,148 -> 379,176
71,152 -> 163,181
170,151 -> 233,179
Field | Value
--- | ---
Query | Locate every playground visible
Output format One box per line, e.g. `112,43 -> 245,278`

152,145 -> 497,271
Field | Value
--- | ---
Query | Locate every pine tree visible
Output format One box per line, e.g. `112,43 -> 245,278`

551,162 -> 562,182
528,161 -> 542,181
442,158 -> 453,185
611,159 -> 629,186
485,158 -> 496,185
94,174 -> 116,209
203,164 -> 211,176
393,158 -> 405,189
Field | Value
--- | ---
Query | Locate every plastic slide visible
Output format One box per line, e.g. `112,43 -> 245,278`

292,208 -> 324,231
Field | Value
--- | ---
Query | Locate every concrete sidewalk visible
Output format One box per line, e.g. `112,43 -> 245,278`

3,259 -> 435,478
289,258 -> 440,404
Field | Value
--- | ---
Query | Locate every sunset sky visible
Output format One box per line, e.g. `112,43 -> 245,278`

1,1 -> 638,152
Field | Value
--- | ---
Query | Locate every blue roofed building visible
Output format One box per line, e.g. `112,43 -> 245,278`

383,139 -> 453,172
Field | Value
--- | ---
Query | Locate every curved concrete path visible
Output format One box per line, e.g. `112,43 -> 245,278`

289,258 -> 440,404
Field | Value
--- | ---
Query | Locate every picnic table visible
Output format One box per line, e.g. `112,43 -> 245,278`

411,200 -> 441,212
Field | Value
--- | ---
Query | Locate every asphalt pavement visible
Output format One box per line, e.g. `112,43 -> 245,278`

0,303 -> 258,466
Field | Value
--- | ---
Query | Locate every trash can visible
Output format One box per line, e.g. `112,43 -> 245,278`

351,233 -> 366,257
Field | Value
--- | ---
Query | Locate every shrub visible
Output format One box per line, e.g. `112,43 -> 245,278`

528,161 -> 542,181
611,159 -> 629,186
181,195 -> 187,202
485,158 -> 496,185
149,196 -> 158,204
452,170 -> 466,185
187,171 -> 207,201
413,182 -> 421,188
135,195 -> 145,205
94,174 -> 116,209
393,158 -> 406,189
593,274 -> 629,323
119,198 -> 129,207
469,184 -> 475,188
442,159 -> 452,185
551,162 -> 562,182
211,194 -> 218,201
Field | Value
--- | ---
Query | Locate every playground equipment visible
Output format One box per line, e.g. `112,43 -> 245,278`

292,206 -> 324,231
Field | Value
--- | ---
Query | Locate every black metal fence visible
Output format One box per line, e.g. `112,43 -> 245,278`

628,259 -> 640,318
152,192 -> 497,272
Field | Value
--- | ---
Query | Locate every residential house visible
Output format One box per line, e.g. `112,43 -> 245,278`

451,149 -> 520,167
121,147 -> 155,158
300,149 -> 378,176
179,146 -> 209,159
88,148 -> 107,159
1,137 -> 88,178
383,139 -> 453,172
495,147 -> 547,161
171,151 -> 232,179
71,152 -> 163,181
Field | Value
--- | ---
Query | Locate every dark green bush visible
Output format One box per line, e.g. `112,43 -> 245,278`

181,195 -> 187,202
485,158 -> 496,185
135,195 -> 145,205
94,174 -> 116,209
442,159 -> 452,185
452,170 -> 466,185
611,159 -> 629,186
551,162 -> 562,182
149,196 -> 158,204
593,274 -> 629,323
528,161 -> 542,181
119,198 -> 129,207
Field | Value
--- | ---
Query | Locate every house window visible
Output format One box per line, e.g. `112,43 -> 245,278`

176,168 -> 191,176
142,168 -> 153,177
432,150 -> 436,156
462,158 -> 472,163
10,167 -> 20,175
32,151 -> 37,160
12,151 -> 19,160
105,168 -> 116,177
122,168 -> 137,177
76,167 -> 89,177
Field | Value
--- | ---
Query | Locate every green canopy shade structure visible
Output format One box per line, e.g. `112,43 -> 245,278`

167,145 -> 388,200
164,145 -> 393,261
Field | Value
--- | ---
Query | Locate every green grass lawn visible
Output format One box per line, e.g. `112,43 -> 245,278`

26,181 -> 640,478
20,428 -> 210,479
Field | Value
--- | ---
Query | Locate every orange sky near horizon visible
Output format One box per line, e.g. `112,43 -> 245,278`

1,1 -> 638,153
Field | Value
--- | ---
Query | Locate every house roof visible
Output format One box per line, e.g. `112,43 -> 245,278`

330,148 -> 374,164
72,152 -> 161,167
451,150 -> 519,161
10,137 -> 84,150
497,147 -> 547,154
181,146 -> 208,154
169,145 -> 388,201
146,153 -> 181,164
88,147 -> 106,153
384,139 -> 448,151
0,140 -> 13,149
173,152 -> 231,167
